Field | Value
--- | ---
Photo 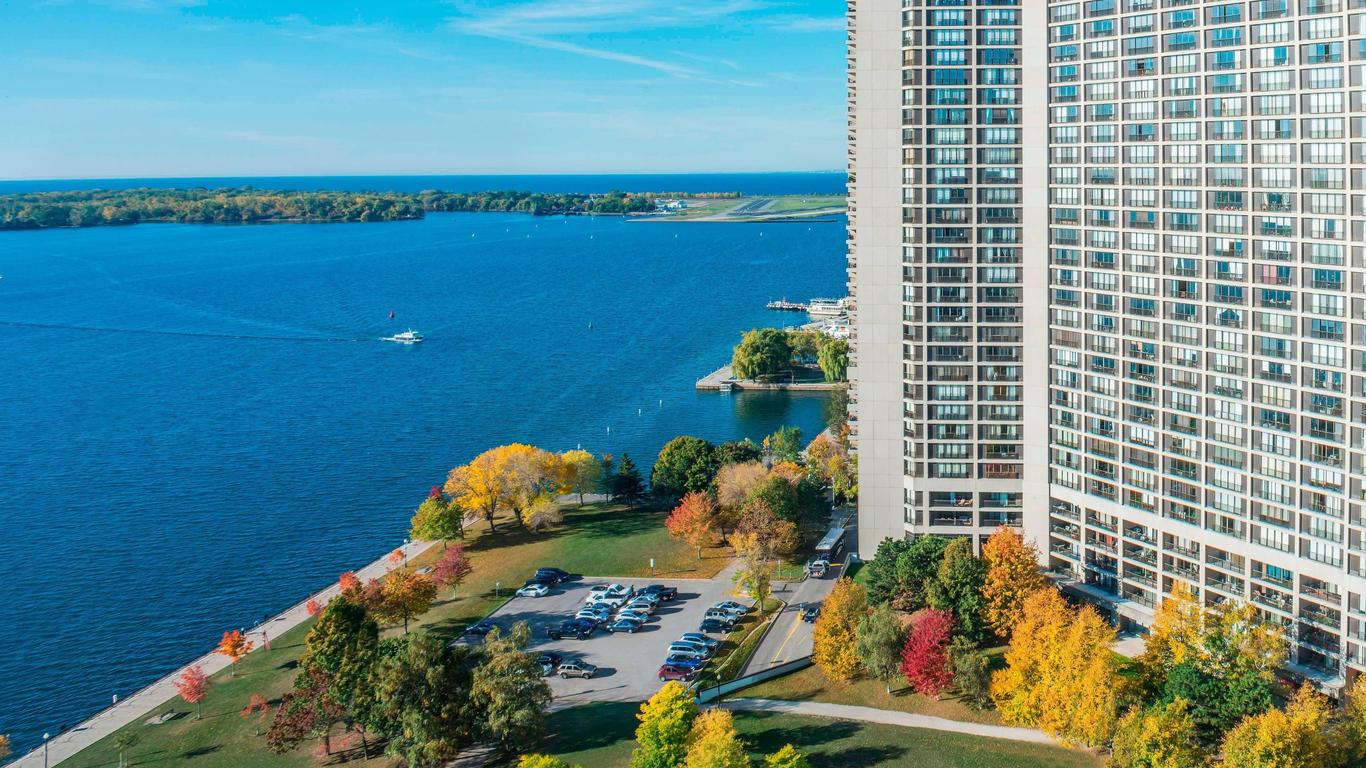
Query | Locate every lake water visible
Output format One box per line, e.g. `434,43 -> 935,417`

0,175 -> 846,753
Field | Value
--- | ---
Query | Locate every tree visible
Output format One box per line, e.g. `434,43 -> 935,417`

716,439 -> 762,466
715,461 -> 767,533
763,745 -> 810,768
376,631 -> 478,767
1161,661 -> 1273,747
215,629 -> 254,677
731,328 -> 792,380
762,426 -> 803,464
926,539 -> 987,643
1140,583 -> 1285,695
631,682 -> 699,768
434,544 -> 474,591
241,692 -> 272,736
684,709 -> 750,768
1337,676 -> 1366,767
732,537 -> 774,615
560,449 -> 603,505
306,598 -> 323,616
175,665 -> 209,720
981,526 -> 1045,639
735,502 -> 799,559
339,570 -> 361,593
652,436 -> 720,501
500,444 -> 565,528
611,454 -> 647,507
864,536 -> 948,612
1109,700 -> 1206,768
445,445 -> 521,534
520,756 -> 584,768
812,577 -> 867,682
1216,685 -> 1335,768
266,666 -> 344,756
816,337 -> 849,382
786,329 -> 821,364
900,609 -> 955,698
521,493 -> 564,531
112,730 -> 139,768
470,622 -> 552,754
410,489 -> 463,544
375,570 -> 438,634
949,637 -> 992,709
0,734 -> 9,764
666,492 -> 719,559
855,603 -> 906,693
299,596 -> 381,737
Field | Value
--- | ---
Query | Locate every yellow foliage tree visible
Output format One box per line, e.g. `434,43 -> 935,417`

519,756 -> 583,768
1108,699 -> 1206,768
559,449 -> 602,505
715,461 -> 767,534
215,629 -> 254,677
685,709 -> 751,768
1216,685 -> 1335,768
521,493 -> 564,531
813,577 -> 868,682
445,445 -> 520,534
980,526 -> 1045,638
1138,582 -> 1285,690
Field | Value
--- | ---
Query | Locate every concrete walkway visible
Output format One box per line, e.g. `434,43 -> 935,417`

721,698 -> 1057,746
12,538 -> 437,768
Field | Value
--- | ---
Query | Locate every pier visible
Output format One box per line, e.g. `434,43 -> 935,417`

766,299 -> 809,312
696,364 -> 841,392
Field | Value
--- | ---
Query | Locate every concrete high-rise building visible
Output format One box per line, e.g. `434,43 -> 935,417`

849,0 -> 1366,691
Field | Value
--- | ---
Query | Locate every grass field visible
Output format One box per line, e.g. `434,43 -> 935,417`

737,663 -> 1007,726
765,195 -> 846,213
663,195 -> 846,221
533,702 -> 1101,768
62,503 -> 731,768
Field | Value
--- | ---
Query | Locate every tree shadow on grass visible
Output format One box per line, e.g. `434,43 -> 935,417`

181,745 -> 221,759
741,716 -> 862,751
809,745 -> 908,767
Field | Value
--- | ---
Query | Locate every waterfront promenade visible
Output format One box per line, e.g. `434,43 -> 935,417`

695,365 -> 839,392
11,538 -> 437,768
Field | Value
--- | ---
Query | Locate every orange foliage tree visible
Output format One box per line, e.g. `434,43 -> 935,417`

241,692 -> 272,736
306,598 -> 323,616
375,570 -> 438,633
981,526 -> 1045,639
175,665 -> 209,720
215,629 -> 255,677
665,491 -> 719,559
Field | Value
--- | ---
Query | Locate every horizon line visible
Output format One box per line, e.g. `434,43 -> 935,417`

1,169 -> 847,184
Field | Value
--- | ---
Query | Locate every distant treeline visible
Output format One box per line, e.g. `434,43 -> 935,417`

0,187 -> 734,230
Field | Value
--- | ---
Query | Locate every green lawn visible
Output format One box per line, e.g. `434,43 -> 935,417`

765,195 -> 846,213
533,703 -> 1100,768
63,503 -> 731,768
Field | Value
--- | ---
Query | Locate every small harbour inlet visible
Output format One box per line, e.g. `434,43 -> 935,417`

696,364 -> 840,392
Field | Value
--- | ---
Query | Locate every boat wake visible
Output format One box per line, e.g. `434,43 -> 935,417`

0,319 -> 373,343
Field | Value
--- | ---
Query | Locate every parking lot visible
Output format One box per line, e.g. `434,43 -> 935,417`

470,566 -> 742,707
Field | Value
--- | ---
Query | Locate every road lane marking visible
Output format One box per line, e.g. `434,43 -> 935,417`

768,610 -> 804,665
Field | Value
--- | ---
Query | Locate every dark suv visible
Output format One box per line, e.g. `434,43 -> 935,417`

640,584 -> 678,601
535,567 -> 573,584
546,618 -> 595,640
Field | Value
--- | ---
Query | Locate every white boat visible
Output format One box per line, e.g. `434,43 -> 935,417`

806,298 -> 849,318
384,329 -> 424,344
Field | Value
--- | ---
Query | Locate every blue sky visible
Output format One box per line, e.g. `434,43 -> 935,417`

1,0 -> 845,179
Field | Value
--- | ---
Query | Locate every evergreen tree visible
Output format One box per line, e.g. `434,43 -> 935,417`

927,538 -> 988,643
612,454 -> 647,507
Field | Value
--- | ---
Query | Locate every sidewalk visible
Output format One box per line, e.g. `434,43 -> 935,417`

12,538 -> 437,768
720,698 -> 1057,746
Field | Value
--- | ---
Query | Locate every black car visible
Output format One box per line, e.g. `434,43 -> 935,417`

640,584 -> 678,601
537,652 -> 564,675
535,567 -> 573,584
463,620 -> 497,636
546,618 -> 595,640
699,618 -> 731,633
801,603 -> 821,623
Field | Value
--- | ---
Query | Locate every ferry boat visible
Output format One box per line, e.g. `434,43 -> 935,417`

806,298 -> 849,318
384,330 -> 424,344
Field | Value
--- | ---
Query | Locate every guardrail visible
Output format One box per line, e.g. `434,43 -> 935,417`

695,656 -> 813,704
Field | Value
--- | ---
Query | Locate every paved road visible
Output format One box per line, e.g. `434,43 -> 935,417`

740,570 -> 841,677
474,561 -> 744,710
726,198 -> 773,216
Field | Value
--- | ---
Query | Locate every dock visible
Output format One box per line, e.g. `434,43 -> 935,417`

766,299 -> 809,312
696,365 -> 841,392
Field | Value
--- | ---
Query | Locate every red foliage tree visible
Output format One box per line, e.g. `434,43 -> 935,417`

241,692 -> 272,735
434,544 -> 473,590
388,548 -> 405,567
428,485 -> 443,499
174,665 -> 209,720
305,598 -> 323,616
900,608 -> 955,699
338,571 -> 361,593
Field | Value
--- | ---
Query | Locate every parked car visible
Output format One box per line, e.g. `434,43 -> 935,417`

616,608 -> 651,624
558,661 -> 598,679
678,632 -> 719,651
537,652 -> 563,676
658,663 -> 698,682
702,610 -> 738,627
463,620 -> 496,637
714,601 -> 750,617
666,643 -> 708,660
546,619 -> 595,640
664,654 -> 708,671
640,584 -> 679,601
536,567 -> 572,583
629,592 -> 661,607
624,597 -> 658,614
585,583 -> 633,603
801,603 -> 821,623
699,618 -> 732,633
576,605 -> 612,624
670,639 -> 713,658
516,582 -> 550,598
606,617 -> 643,634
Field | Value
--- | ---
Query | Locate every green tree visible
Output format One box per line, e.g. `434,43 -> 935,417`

786,329 -> 822,364
763,426 -> 803,464
470,622 -> 551,754
731,328 -> 792,380
560,449 -> 604,505
816,337 -> 849,382
376,632 -> 477,768
652,436 -> 720,501
763,745 -> 810,768
299,597 -> 381,734
611,454 -> 647,508
1162,661 -> 1273,747
854,603 -> 906,692
927,538 -> 988,643
716,439 -> 763,466
410,490 -> 463,545
631,682 -> 699,768
113,731 -> 140,768
864,535 -> 949,612
1109,700 -> 1206,768
949,637 -> 993,709
863,538 -> 913,606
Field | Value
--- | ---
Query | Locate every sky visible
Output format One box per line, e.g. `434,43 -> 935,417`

0,0 -> 846,179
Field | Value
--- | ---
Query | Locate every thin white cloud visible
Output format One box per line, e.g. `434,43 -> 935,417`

673,51 -> 742,71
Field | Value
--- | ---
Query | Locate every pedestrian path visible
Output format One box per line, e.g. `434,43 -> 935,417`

11,538 -> 436,768
720,698 -> 1056,746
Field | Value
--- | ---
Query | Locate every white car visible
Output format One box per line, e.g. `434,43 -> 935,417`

585,583 -> 633,603
516,583 -> 550,598
624,597 -> 657,614
617,608 -> 651,624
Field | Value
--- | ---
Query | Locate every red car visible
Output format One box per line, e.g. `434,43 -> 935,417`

658,663 -> 698,683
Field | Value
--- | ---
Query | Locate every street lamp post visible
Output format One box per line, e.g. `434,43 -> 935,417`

402,538 -> 409,567
43,732 -> 50,768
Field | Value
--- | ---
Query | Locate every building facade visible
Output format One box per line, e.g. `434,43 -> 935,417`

850,0 -> 1366,690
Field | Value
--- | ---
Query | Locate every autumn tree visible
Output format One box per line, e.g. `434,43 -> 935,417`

813,577 -> 867,681
1337,677 -> 1366,767
1109,700 -> 1206,768
113,731 -> 139,768
520,756 -> 583,768
410,488 -> 463,544
215,629 -> 254,677
445,445 -> 522,534
762,426 -> 803,464
666,491 -> 719,559
763,745 -> 810,768
560,449 -> 603,505
521,493 -> 564,531
715,461 -> 768,534
306,598 -> 322,616
981,526 -> 1045,639
684,709 -> 750,768
175,665 -> 209,720
611,454 -> 647,507
731,534 -> 775,615
735,501 -> 799,559
631,682 -> 699,768
338,570 -> 361,594
298,596 -> 380,743
0,734 -> 9,764
470,622 -> 552,754
926,538 -> 987,643
900,609 -> 955,698
266,666 -> 344,756
854,603 -> 906,693
376,631 -> 478,767
1216,685 -> 1335,768
375,570 -> 438,634
433,544 -> 473,592
652,436 -> 720,501
241,692 -> 272,736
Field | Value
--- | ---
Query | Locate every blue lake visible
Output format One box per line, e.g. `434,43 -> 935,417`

0,186 -> 845,752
